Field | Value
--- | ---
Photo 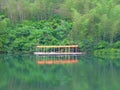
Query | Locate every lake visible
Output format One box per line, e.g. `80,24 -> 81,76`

0,54 -> 120,90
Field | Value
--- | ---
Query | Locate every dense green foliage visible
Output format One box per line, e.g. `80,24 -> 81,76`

0,0 -> 120,53
5,19 -> 72,53
94,48 -> 120,58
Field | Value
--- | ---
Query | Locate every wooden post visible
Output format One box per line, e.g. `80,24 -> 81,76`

75,47 -> 77,52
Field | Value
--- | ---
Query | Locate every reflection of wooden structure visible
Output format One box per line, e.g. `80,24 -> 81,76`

34,45 -> 84,55
37,60 -> 78,65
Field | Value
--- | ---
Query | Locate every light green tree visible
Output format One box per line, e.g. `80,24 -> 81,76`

0,15 -> 9,52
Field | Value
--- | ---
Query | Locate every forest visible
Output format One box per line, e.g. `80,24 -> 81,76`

0,0 -> 120,54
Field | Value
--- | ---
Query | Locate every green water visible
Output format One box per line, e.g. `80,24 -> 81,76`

0,54 -> 120,90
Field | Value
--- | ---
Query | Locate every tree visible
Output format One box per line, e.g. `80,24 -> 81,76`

0,15 -> 9,52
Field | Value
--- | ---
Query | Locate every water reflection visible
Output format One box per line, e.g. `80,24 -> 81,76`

0,54 -> 120,90
36,55 -> 78,65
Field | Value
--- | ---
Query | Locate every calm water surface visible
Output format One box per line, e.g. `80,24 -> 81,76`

0,54 -> 120,90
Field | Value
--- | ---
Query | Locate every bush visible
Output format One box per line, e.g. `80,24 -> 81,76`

96,41 -> 109,49
113,41 -> 120,48
94,48 -> 120,58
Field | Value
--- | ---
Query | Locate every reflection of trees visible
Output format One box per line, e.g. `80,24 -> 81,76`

94,54 -> 120,68
1,55 -> 120,90
70,55 -> 120,90
1,54 -> 72,90
0,55 -> 9,89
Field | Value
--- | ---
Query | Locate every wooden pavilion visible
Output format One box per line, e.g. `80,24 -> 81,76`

34,45 -> 84,56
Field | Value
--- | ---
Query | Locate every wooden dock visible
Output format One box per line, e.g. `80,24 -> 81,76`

34,52 -> 84,56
